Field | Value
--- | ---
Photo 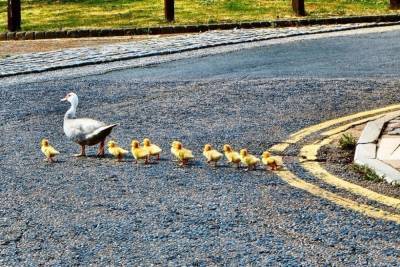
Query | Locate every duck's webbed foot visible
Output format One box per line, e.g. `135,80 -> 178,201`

74,145 -> 86,157
97,140 -> 105,157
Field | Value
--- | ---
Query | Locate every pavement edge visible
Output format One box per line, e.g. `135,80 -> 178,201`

1,14 -> 400,41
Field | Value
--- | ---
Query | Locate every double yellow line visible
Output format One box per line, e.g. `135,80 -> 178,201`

271,104 -> 400,223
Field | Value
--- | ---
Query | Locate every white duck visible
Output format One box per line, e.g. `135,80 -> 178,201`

61,92 -> 117,157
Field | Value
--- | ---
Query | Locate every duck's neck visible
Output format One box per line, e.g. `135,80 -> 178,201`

64,101 -> 78,120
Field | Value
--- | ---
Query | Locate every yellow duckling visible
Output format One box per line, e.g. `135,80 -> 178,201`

40,139 -> 60,163
107,140 -> 128,162
239,149 -> 260,170
223,144 -> 241,168
170,141 -> 179,156
171,141 -> 194,166
203,144 -> 223,166
143,138 -> 162,160
262,151 -> 281,171
131,140 -> 150,164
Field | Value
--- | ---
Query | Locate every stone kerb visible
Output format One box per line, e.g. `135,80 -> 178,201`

354,111 -> 400,184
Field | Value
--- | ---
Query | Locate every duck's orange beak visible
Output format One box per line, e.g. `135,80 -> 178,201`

61,96 -> 67,102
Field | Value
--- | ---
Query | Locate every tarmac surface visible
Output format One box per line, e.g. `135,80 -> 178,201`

1,27 -> 400,265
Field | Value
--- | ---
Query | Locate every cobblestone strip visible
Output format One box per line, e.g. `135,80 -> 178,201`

0,22 -> 397,78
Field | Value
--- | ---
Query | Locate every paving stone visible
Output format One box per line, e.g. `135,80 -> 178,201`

15,32 -> 25,40
66,30 -> 79,38
24,31 -> 34,40
388,128 -> 400,135
0,22 -> 394,78
387,122 -> 400,128
377,137 -> 400,160
6,32 -> 15,40
78,30 -> 90,38
359,158 -> 400,184
45,31 -> 59,39
34,31 -> 45,39
110,29 -> 125,36
357,121 -> 384,144
89,29 -> 102,37
354,143 -> 376,160
382,160 -> 400,169
0,32 -> 7,41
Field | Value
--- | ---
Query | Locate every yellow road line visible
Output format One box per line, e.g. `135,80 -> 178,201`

321,114 -> 384,136
299,118 -> 400,210
269,143 -> 291,153
270,104 -> 400,152
299,133 -> 342,161
299,144 -> 320,162
279,170 -> 400,223
272,104 -> 400,222
303,161 -> 400,210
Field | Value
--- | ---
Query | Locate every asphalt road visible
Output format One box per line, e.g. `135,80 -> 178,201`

106,28 -> 400,80
1,28 -> 400,265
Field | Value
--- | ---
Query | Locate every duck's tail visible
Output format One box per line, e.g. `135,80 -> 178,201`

85,124 -> 118,143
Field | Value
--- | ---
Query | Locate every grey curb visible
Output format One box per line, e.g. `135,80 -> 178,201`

354,110 -> 400,184
1,14 -> 400,41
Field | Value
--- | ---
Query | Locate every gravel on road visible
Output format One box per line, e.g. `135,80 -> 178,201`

1,76 -> 400,265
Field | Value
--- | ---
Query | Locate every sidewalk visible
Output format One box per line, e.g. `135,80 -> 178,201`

0,36 -> 154,57
0,22 -> 397,78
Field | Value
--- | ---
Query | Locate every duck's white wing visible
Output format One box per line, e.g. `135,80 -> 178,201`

65,117 -> 104,134
64,118 -> 105,142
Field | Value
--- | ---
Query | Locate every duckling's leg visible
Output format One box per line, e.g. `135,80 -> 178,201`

157,154 -> 160,160
74,145 -> 86,157
97,140 -> 105,157
144,156 -> 149,164
179,159 -> 187,167
273,164 -> 278,171
268,163 -> 276,171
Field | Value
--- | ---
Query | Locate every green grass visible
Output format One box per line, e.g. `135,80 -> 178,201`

339,133 -> 357,150
0,0 -> 399,31
350,164 -> 385,182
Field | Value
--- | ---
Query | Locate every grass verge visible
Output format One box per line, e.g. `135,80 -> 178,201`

0,0 -> 399,32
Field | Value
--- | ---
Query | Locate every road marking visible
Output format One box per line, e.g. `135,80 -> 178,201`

299,144 -> 320,162
272,104 -> 400,223
270,104 -> 400,152
299,115 -> 400,210
321,114 -> 384,136
278,170 -> 400,223
303,161 -> 400,210
298,133 -> 340,162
